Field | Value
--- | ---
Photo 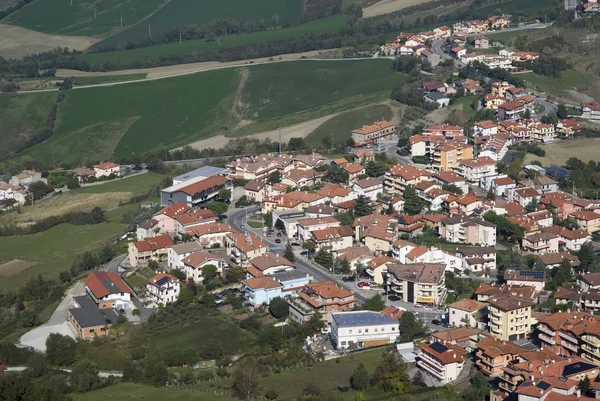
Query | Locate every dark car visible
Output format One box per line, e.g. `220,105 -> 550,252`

275,239 -> 281,243
431,319 -> 441,325
346,275 -> 356,282
388,295 -> 401,302
277,233 -> 282,237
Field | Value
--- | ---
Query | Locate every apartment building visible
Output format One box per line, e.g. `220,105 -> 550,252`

521,232 -> 559,254
310,226 -> 353,252
474,283 -> 536,303
160,175 -> 232,208
247,252 -> 295,277
455,246 -> 496,273
430,142 -> 474,172
188,222 -> 234,248
351,121 -> 396,145
475,337 -> 527,376
447,298 -> 488,329
354,177 -> 384,201
226,232 -> 269,266
128,234 -> 175,268
498,101 -> 526,121
570,210 -> 600,234
288,280 -> 355,324
458,156 -> 497,183
418,341 -> 467,384
385,165 -> 432,195
507,186 -> 541,208
439,215 -> 496,246
181,251 -> 227,282
297,216 -> 341,242
537,312 -> 600,364
331,311 -> 399,350
146,273 -> 180,305
504,270 -> 546,292
385,263 -> 447,306
488,295 -> 535,341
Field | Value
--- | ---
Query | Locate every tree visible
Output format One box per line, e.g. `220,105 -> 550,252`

302,241 -> 316,258
202,264 -> 219,282
350,363 -> 369,391
314,249 -> 333,269
354,195 -> 372,217
325,165 -> 349,184
523,108 -> 532,119
269,170 -> 281,184
232,360 -> 260,401
549,258 -> 573,290
525,198 -> 539,213
283,244 -> 295,262
287,137 -> 306,151
169,268 -> 186,281
557,103 -> 568,119
24,353 -> 48,379
365,161 -> 385,177
91,206 -> 105,223
206,201 -> 228,217
268,297 -> 289,319
218,189 -> 232,202
265,389 -> 279,400
70,359 -> 100,393
142,354 -> 168,387
403,185 -> 423,215
579,376 -> 591,396
66,175 -> 80,189
363,294 -> 386,311
45,333 -> 77,366
399,311 -> 425,341
442,183 -> 463,195
373,350 -> 406,385
263,211 -> 273,227
227,265 -> 246,282
486,189 -> 496,200
29,181 -> 53,200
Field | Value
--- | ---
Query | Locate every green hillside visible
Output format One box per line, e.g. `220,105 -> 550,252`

471,0 -> 556,18
79,15 -> 347,68
0,92 -> 57,160
19,60 -> 406,164
2,0 -> 164,37
94,0 -> 304,49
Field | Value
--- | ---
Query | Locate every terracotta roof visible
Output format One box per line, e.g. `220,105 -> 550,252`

388,165 -> 431,180
244,180 -> 266,192
474,283 -> 536,299
243,276 -> 282,290
421,214 -> 446,223
537,252 -> 580,267
316,184 -> 351,199
355,177 -> 383,189
343,163 -> 365,174
434,171 -> 465,184
352,121 -> 394,135
514,187 -> 540,198
366,256 -> 398,269
387,263 -> 445,284
523,232 -> 558,243
133,234 -> 175,252
433,327 -> 483,342
488,294 -> 536,311
156,202 -> 192,218
476,337 -> 527,358
448,298 -> 487,312
553,286 -> 580,301
250,252 -> 294,271
406,245 -> 428,260
182,251 -> 224,267
175,209 -> 217,225
493,176 -> 515,186
420,342 -> 466,364
85,272 -> 131,299
571,210 -> 600,221
94,162 -> 119,170
337,246 -> 372,262
148,273 -> 178,286
175,176 -> 229,196
73,167 -> 96,176
580,272 -> 600,286
301,280 -> 353,301
335,199 -> 357,210
298,216 -> 339,227
229,232 -> 268,253
504,269 -> 547,282
332,158 -> 349,165
381,306 -> 404,320
459,156 -> 496,168
284,168 -> 322,184
188,222 -> 233,237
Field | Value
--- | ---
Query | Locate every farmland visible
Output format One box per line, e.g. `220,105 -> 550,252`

304,103 -> 394,148
523,138 -> 600,167
79,15 -> 347,68
95,0 -> 304,49
17,60 -> 407,164
470,0 -> 556,18
2,0 -> 165,37
520,70 -> 600,103
0,91 -> 57,160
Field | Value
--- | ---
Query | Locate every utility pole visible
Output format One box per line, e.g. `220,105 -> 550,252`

149,24 -> 151,37
278,125 -> 282,154
179,32 -> 182,44
94,7 -> 96,18
120,16 -> 123,28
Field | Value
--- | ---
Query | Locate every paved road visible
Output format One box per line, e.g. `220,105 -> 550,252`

5,366 -> 122,378
382,139 -> 412,165
533,98 -> 558,119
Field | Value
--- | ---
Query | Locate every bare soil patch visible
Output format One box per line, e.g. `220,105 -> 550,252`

363,0 -> 436,17
0,259 -> 35,277
0,192 -> 132,226
0,24 -> 99,59
523,138 -> 600,166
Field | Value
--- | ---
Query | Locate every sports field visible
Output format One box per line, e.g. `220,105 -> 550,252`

2,0 -> 164,37
18,60 -> 407,164
0,91 -> 57,160
79,15 -> 347,68
95,0 -> 304,49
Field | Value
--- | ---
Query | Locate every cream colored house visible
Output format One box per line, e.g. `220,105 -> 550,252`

487,295 -> 535,341
447,298 -> 488,329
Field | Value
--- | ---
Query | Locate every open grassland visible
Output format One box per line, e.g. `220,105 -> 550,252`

0,91 -> 56,160
18,60 -> 406,164
520,70 -> 600,103
2,0 -> 164,37
79,15 -> 347,67
471,0 -> 556,17
73,382 -> 236,401
0,220 -> 125,291
363,0 -> 438,17
95,0 -> 304,49
76,171 -> 165,194
523,138 -> 600,166
488,27 -> 555,46
305,103 -> 393,147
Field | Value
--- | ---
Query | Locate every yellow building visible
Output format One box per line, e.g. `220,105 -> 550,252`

487,295 -> 535,341
431,142 -> 474,172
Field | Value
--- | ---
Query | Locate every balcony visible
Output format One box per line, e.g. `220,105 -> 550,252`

491,325 -> 502,334
499,381 -> 517,393
491,309 -> 502,318
562,341 -> 579,353
582,336 -> 600,347
582,344 -> 600,356
538,325 -> 555,336
515,320 -> 527,327
418,361 -> 444,380
491,318 -> 501,325
559,331 -> 578,344
516,313 -> 527,319
539,333 -> 556,345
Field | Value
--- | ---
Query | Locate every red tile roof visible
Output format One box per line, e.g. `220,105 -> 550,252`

133,234 -> 174,252
85,272 -> 131,299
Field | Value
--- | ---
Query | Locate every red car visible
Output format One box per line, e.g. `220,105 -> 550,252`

357,282 -> 370,288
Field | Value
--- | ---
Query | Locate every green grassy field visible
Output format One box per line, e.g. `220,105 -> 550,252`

487,27 -> 553,46
305,103 -> 393,148
73,382 -> 235,401
18,60 -> 406,164
0,92 -> 57,160
95,0 -> 304,49
471,0 -> 556,17
72,73 -> 147,86
2,0 -> 164,37
76,172 -> 166,195
80,15 -> 347,67
520,70 -> 600,101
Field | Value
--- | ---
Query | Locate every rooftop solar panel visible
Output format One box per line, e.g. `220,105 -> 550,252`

155,276 -> 170,286
536,382 -> 551,391
430,342 -> 449,354
563,362 -> 596,377
520,270 -> 545,279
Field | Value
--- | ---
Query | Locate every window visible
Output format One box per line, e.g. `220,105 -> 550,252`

392,327 -> 395,331
453,311 -> 456,314
89,329 -> 95,333
349,330 -> 352,334
365,329 -> 369,333
358,329 -> 362,333
341,341 -> 347,345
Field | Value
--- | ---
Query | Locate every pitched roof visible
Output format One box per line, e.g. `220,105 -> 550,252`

133,234 -> 175,252
94,162 -> 119,170
343,163 -> 365,174
380,306 -> 405,320
85,272 -> 131,299
448,298 -> 487,312
188,222 -> 233,237
387,263 -> 445,284
250,252 -> 294,271
504,269 -> 547,282
420,342 -> 466,364
433,327 -> 483,342
148,273 -> 178,287
476,336 -> 527,357
174,175 -> 230,196
182,251 -> 225,267
244,180 -> 266,192
243,276 -> 282,290
302,280 -> 353,301
155,202 -> 192,218
487,294 -> 536,311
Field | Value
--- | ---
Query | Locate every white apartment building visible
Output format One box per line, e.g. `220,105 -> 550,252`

353,177 -> 384,201
167,242 -> 205,269
418,341 -> 466,384
458,157 -> 496,183
386,263 -> 447,306
146,273 -> 180,305
331,311 -> 399,350
447,298 -> 488,329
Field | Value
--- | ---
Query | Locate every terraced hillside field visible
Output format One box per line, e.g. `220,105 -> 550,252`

18,59 -> 407,164
94,0 -> 305,49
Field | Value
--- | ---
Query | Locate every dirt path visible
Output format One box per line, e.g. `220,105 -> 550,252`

0,24 -> 99,58
232,67 -> 250,123
363,0 -> 435,17
55,50 -> 333,78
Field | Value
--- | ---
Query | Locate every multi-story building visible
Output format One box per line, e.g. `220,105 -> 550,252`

93,162 -> 120,178
430,142 -> 474,172
384,165 -> 432,195
504,270 -> 545,292
331,311 -> 399,350
570,210 -> 600,234
498,101 -> 526,121
475,337 -> 527,376
418,341 -> 467,384
297,216 -> 341,242
537,312 -> 600,363
160,175 -> 232,207
487,295 -> 535,341
353,177 -> 384,201
242,276 -> 283,307
288,280 -> 355,324
458,156 -> 497,183
226,232 -> 268,266
385,263 -> 447,306
146,273 -> 180,305
447,298 -> 488,329
128,234 -> 175,267
247,252 -> 295,277
455,246 -> 496,273
351,121 -> 396,145
439,215 -> 496,246
521,232 -> 559,254
581,102 -> 600,121
181,251 -> 227,282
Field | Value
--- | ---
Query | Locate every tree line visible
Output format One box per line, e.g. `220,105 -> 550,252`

0,206 -> 105,237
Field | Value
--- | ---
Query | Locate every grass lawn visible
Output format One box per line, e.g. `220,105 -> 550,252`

305,103 -> 393,148
523,137 -> 600,166
488,27 -> 553,46
0,91 -> 57,160
520,70 -> 600,102
76,172 -> 166,195
72,382 -> 236,401
95,0 -> 304,49
80,15 -> 347,67
72,74 -> 147,86
471,0 -> 556,18
456,95 -> 477,119
247,221 -> 264,228
2,0 -> 164,37
0,221 -> 126,291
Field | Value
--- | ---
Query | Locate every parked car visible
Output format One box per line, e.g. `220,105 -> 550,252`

240,224 -> 245,229
275,239 -> 281,243
357,282 -> 370,288
277,233 -> 282,237
431,319 -> 441,325
388,295 -> 401,302
359,272 -> 369,279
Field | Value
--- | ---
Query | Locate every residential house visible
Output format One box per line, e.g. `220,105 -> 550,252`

439,215 -> 497,246
242,277 -> 283,307
281,169 -> 323,189
147,273 -> 180,305
447,298 -> 488,329
537,252 -> 580,271
491,176 -> 517,197
351,121 -> 396,146
473,35 -> 489,49
474,283 -> 537,303
226,232 -> 269,266
418,341 -> 467,384
160,175 -> 232,207
456,246 -> 496,273
244,180 -> 267,203
458,156 -> 497,183
475,337 -> 528,376
353,177 -> 383,201
167,241 -> 204,269
188,222 -> 234,248
248,253 -> 295,277
570,211 -> 600,233
420,50 -> 443,68
311,226 -> 354,252
152,202 -> 192,233
425,92 -> 451,107
507,187 -> 541,208
581,102 -> 600,121
316,184 -> 355,205
93,162 -> 120,178
354,149 -> 376,163
331,311 -> 399,350
385,263 -> 447,306
288,280 -> 355,324
503,270 -> 545,293
451,46 -> 467,58
181,251 -> 227,282
128,234 -> 175,267
498,101 -> 526,121
487,295 -> 536,341
305,204 -> 334,218
83,272 -> 132,310
336,246 -> 373,271
174,209 -> 218,235
543,226 -> 591,251
395,214 -> 425,237
72,167 -> 96,183
68,295 -> 119,340
366,256 -> 399,285
556,119 -> 583,138
343,163 -> 365,183
484,94 -> 507,110
385,165 -> 432,195
432,327 -> 484,350
297,216 -> 340,243
522,232 -> 559,254
377,194 -> 405,214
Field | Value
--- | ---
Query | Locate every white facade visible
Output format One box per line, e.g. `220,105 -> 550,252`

331,311 -> 399,350
167,243 -> 204,269
146,276 -> 180,305
418,345 -> 466,384
353,180 -> 383,201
